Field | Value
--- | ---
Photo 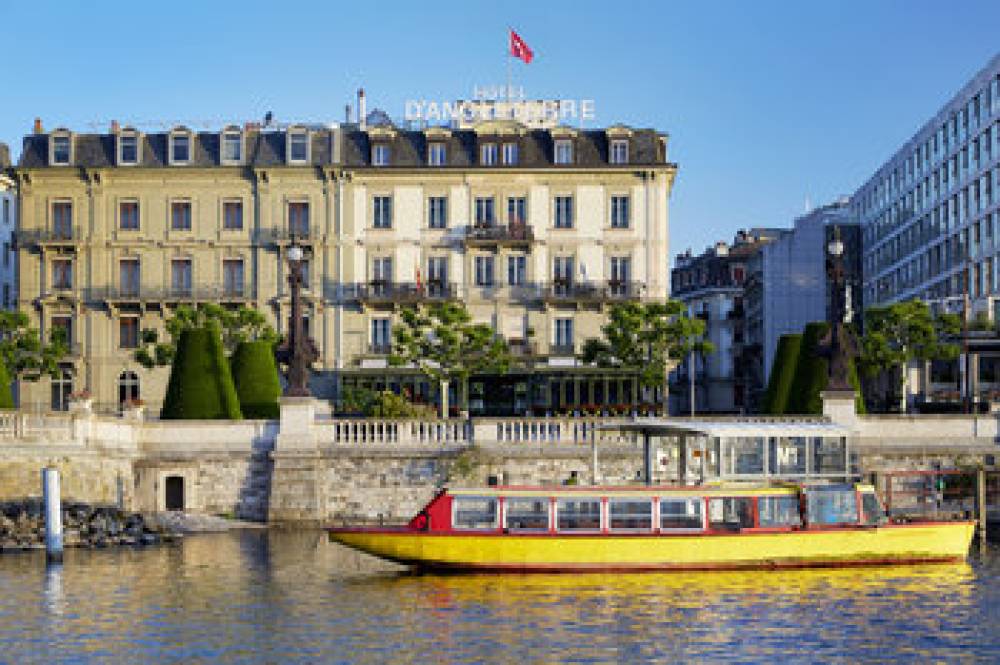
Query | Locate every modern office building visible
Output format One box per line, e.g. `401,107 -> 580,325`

743,200 -> 860,406
0,142 -> 16,311
852,53 -> 1000,315
13,106 -> 676,414
670,229 -> 779,414
849,53 -> 1000,411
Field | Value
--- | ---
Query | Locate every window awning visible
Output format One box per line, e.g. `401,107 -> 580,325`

602,417 -> 851,439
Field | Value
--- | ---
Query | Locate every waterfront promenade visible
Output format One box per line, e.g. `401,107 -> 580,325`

0,391 -> 997,526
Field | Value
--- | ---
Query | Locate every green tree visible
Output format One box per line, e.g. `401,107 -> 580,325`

580,301 -> 714,415
229,340 -> 281,419
0,311 -> 70,381
0,311 -> 70,407
161,327 -> 243,420
135,304 -> 278,369
389,302 -> 511,418
762,334 -> 802,414
860,299 -> 961,413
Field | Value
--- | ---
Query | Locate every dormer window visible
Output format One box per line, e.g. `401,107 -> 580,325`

50,134 -> 71,166
372,144 -> 390,166
287,129 -> 309,164
428,143 -> 446,166
554,139 -> 573,165
221,128 -> 242,164
169,130 -> 191,165
118,131 -> 139,166
610,139 -> 629,164
502,143 -> 518,165
481,143 -> 498,166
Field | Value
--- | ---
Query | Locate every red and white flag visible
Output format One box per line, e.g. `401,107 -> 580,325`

510,29 -> 534,64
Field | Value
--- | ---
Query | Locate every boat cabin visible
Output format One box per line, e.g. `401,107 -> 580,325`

408,484 -> 886,535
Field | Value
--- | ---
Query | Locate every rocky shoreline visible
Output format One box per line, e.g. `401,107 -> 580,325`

0,500 -> 178,552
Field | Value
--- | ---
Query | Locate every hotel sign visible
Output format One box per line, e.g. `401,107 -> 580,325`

405,86 -> 596,127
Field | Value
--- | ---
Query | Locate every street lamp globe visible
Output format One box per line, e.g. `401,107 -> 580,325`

287,244 -> 304,263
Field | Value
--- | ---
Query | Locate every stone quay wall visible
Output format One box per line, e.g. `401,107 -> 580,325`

0,396 -> 996,524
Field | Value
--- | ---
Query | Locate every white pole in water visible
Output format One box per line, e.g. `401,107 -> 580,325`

42,467 -> 63,563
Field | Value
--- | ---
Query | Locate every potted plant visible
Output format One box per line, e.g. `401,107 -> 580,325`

68,389 -> 93,413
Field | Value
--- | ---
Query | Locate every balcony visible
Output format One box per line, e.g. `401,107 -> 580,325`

464,224 -> 534,247
356,281 -> 459,305
19,226 -> 83,247
85,286 -> 252,304
542,281 -> 644,304
258,226 -> 322,246
548,344 -> 576,357
508,339 -> 538,358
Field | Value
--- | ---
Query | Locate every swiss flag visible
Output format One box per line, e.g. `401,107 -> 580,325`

510,29 -> 534,64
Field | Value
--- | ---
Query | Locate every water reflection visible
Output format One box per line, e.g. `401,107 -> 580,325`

0,531 -> 996,663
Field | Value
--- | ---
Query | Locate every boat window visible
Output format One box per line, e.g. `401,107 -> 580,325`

860,492 -> 885,526
708,497 -> 754,530
660,498 -> 703,530
505,497 -> 549,531
608,499 -> 653,530
758,495 -> 802,527
556,498 -> 602,531
806,488 -> 859,525
452,496 -> 498,530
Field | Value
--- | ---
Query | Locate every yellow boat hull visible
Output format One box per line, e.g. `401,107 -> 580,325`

329,522 -> 975,572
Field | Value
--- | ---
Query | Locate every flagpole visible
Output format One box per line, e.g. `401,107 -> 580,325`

506,28 -> 512,108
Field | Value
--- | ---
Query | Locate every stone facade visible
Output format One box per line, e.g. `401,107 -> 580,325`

13,118 -> 675,416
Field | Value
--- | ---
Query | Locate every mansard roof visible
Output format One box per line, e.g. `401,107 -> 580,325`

17,124 -> 670,169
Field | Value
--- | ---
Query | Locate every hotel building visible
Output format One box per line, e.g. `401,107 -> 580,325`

13,111 -> 675,414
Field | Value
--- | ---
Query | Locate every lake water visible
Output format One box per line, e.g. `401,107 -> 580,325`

1,530 -> 999,664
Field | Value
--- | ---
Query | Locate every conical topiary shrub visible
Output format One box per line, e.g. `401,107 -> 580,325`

787,322 -> 830,415
761,334 -> 802,415
0,360 -> 13,409
230,340 -> 281,419
161,327 -> 242,420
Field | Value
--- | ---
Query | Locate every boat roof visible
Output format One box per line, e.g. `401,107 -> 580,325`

601,417 -> 850,438
446,483 -> 876,499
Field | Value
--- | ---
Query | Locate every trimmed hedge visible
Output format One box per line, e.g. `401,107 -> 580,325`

761,334 -> 802,415
0,361 -> 13,409
785,321 -> 865,415
161,327 -> 242,420
787,322 -> 830,415
230,340 -> 281,419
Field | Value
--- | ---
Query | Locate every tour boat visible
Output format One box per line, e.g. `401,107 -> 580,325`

328,483 -> 975,572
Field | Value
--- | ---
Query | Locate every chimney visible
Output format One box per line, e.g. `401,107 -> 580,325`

358,88 -> 367,130
345,104 -> 352,124
33,117 -> 43,134
110,119 -> 120,134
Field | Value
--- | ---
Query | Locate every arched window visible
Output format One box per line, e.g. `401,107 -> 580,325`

51,369 -> 73,411
118,371 -> 140,406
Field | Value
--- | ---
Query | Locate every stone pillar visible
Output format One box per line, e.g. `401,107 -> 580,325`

821,390 -> 858,429
269,396 -> 323,524
275,396 -> 319,451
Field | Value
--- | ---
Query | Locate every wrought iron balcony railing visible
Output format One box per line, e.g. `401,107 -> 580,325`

19,227 -> 83,245
464,224 -> 534,246
542,281 -> 644,303
84,286 -> 251,303
355,281 -> 459,304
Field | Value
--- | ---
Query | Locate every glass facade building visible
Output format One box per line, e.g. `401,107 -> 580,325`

852,54 -> 1000,313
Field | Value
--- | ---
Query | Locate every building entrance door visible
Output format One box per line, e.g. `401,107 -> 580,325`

165,476 -> 184,512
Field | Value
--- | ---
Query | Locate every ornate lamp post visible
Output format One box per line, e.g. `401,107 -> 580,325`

276,240 -> 317,397
825,226 -> 854,392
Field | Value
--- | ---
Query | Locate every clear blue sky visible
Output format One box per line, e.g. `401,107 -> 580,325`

3,1 -> 998,261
